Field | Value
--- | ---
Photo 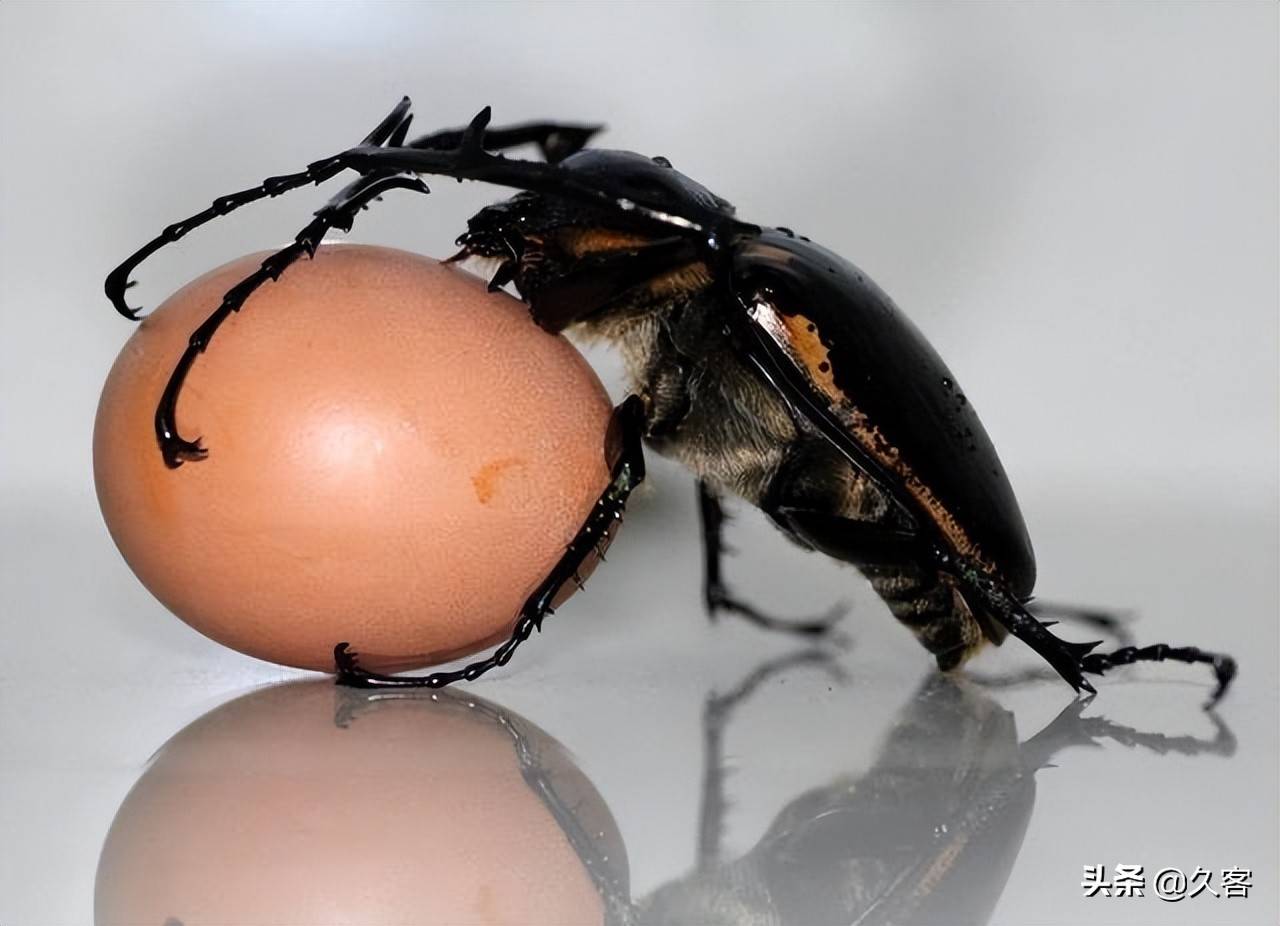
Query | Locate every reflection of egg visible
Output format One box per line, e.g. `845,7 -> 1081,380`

94,246 -> 613,671
94,681 -> 627,925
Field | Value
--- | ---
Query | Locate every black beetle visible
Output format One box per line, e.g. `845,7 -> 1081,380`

105,98 -> 1236,704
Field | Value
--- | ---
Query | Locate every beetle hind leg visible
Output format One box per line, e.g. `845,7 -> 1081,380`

950,555 -> 1236,708
1080,644 -> 1237,709
334,396 -> 647,689
1026,600 -> 1135,646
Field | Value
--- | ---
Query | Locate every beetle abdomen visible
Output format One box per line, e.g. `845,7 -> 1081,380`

764,436 -> 1000,663
864,563 -> 989,669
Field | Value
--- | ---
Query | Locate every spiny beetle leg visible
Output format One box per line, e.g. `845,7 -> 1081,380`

112,102 -> 636,467
105,96 -> 602,319
333,396 -> 648,689
697,481 -> 847,637
409,120 -> 602,164
950,556 -> 1103,696
153,172 -> 430,467
310,112 -> 744,242
949,552 -> 1237,708
105,97 -> 414,320
1026,600 -> 1136,646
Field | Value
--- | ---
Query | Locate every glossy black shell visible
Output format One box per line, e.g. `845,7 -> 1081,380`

557,149 -> 735,219
734,230 -> 1036,597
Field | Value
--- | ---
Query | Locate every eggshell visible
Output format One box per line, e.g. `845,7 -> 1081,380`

94,245 -> 613,671
94,681 -> 627,925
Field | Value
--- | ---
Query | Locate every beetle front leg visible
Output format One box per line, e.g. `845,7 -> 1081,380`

106,97 -> 602,319
334,395 -> 648,689
105,97 -> 415,319
152,171 -> 431,466
697,481 -> 846,637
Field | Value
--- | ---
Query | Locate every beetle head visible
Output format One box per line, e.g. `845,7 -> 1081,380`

452,150 -> 733,324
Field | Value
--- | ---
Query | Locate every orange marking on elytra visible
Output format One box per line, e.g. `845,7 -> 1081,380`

778,313 -> 844,401
752,300 -> 996,572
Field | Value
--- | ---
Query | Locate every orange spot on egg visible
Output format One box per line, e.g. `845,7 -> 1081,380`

471,456 -> 526,504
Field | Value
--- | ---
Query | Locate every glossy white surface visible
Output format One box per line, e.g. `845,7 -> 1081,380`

2,4 -> 1276,924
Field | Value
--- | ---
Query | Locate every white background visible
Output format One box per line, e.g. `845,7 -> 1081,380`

2,3 -> 1276,925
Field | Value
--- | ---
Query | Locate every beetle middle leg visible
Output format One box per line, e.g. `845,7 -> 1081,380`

334,395 -> 648,689
697,480 -> 846,637
697,648 -> 845,872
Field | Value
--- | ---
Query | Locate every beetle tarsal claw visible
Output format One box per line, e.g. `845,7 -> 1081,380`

104,268 -> 144,319
333,642 -> 362,677
160,435 -> 208,469
1204,665 -> 1235,710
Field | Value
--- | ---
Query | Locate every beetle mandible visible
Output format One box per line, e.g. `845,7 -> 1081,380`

105,98 -> 1236,705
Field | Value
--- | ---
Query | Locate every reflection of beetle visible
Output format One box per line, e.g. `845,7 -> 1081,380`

632,658 -> 1236,926
106,97 -> 1234,702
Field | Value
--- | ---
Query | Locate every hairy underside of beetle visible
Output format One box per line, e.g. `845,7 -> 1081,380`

573,279 -> 992,669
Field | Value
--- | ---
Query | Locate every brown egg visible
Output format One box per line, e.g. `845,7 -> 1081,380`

94,245 -> 613,671
95,681 -> 628,925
